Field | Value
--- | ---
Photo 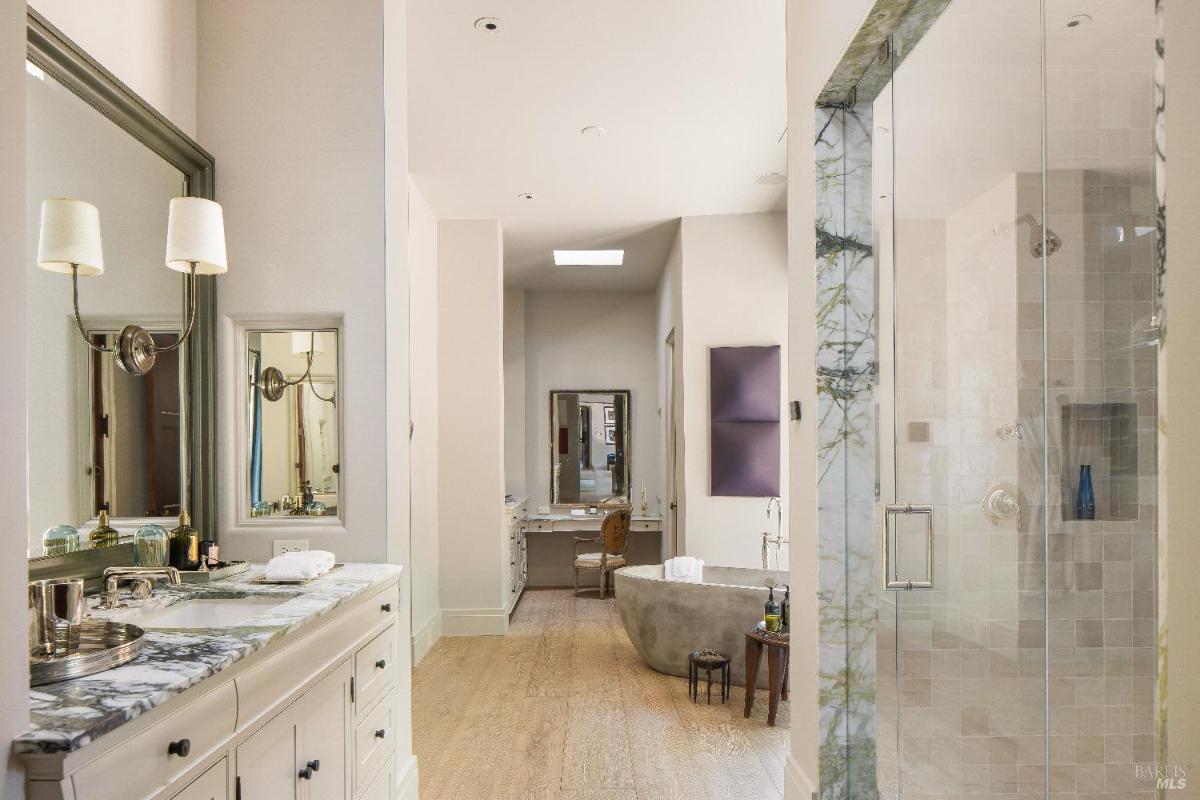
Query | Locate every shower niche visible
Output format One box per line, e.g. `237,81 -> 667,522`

1059,402 -> 1140,521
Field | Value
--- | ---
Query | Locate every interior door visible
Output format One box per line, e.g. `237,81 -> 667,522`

875,3 -> 1048,797
299,661 -> 352,800
236,705 -> 299,800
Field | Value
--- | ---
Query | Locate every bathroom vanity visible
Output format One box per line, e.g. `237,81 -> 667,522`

522,511 -> 663,587
16,563 -> 405,800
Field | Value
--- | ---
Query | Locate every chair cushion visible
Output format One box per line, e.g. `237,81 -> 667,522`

574,553 -> 627,568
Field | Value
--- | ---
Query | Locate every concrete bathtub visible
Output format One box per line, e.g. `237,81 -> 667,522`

614,564 -> 789,688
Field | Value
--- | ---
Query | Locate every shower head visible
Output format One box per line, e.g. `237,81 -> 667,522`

1016,214 -> 1062,258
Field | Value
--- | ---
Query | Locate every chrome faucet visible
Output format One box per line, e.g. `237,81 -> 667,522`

97,566 -> 181,609
762,497 -> 788,569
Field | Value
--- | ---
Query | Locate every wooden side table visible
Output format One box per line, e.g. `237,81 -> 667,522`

743,625 -> 789,726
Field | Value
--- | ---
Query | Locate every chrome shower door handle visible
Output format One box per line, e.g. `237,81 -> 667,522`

883,504 -> 934,590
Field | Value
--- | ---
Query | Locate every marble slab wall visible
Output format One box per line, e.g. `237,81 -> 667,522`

815,101 -> 879,800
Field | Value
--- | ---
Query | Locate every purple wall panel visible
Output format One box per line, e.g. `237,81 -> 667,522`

709,345 -> 781,496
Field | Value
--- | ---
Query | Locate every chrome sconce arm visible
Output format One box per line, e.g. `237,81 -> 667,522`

68,262 -> 199,376
252,331 -> 336,405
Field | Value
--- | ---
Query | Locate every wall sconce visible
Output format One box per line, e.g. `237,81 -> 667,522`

37,196 -> 228,376
256,331 -> 336,404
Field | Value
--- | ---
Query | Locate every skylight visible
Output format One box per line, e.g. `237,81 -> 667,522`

553,249 -> 624,267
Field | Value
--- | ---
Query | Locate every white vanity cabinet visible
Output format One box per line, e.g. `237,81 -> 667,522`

23,576 -> 402,800
236,659 -> 351,800
505,499 -> 528,613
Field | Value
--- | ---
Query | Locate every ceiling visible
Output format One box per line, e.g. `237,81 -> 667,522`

408,0 -> 786,291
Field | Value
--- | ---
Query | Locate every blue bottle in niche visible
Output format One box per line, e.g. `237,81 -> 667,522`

1076,465 -> 1096,520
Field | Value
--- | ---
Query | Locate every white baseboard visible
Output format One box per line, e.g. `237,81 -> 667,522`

394,753 -> 419,800
440,606 -> 509,636
785,752 -> 817,800
411,611 -> 442,664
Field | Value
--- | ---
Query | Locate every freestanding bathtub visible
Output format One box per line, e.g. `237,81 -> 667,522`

614,563 -> 789,689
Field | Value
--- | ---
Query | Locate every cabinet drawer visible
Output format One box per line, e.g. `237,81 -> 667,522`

360,755 -> 394,800
354,625 -> 396,716
170,757 -> 229,800
72,681 -> 236,800
353,690 -> 395,795
525,520 -> 552,532
632,519 -> 660,532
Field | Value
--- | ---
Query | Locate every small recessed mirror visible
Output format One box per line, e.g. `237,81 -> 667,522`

245,329 -> 340,519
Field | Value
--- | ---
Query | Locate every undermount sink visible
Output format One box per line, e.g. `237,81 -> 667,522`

132,597 -> 284,629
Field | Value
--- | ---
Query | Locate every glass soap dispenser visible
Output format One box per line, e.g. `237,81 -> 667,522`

42,524 -> 80,556
88,510 -> 119,548
134,524 -> 170,567
169,510 -> 200,571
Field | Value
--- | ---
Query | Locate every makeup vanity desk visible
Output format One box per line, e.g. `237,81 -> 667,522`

521,510 -> 663,589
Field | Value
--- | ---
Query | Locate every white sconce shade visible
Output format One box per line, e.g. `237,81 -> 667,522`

291,331 -> 330,357
37,198 -> 104,276
166,197 -> 227,274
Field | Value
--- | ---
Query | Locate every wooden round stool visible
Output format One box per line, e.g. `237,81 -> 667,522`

687,648 -> 731,705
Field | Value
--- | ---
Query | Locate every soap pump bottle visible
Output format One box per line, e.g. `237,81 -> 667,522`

782,585 -> 791,630
88,510 -> 119,548
764,587 -> 782,634
169,510 -> 200,571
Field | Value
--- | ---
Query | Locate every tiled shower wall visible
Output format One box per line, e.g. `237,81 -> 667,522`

1016,169 -> 1158,798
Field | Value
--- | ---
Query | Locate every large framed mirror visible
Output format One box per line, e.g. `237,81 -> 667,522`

242,328 -> 342,522
25,10 -> 216,562
549,390 -> 631,504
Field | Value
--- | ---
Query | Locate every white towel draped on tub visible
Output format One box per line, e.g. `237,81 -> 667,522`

664,556 -> 704,583
265,550 -> 336,581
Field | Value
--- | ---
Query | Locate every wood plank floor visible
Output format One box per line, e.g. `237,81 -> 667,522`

412,589 -> 789,800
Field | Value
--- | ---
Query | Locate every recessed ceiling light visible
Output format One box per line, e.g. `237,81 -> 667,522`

517,192 -> 536,200
474,16 -> 501,33
1066,14 -> 1091,28
580,125 -> 606,138
553,249 -> 624,267
756,172 -> 787,186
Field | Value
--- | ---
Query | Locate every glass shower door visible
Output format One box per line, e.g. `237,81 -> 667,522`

875,2 -> 1049,797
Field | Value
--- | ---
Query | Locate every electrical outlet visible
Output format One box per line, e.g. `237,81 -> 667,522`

273,539 -> 309,557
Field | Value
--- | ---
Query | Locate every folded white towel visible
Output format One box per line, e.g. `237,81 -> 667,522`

664,556 -> 704,583
265,550 -> 336,581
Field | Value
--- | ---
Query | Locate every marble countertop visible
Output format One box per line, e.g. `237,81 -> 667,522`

525,512 -> 663,522
16,562 -> 402,756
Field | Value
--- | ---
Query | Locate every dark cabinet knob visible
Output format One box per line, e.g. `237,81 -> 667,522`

375,659 -> 386,669
380,603 -> 392,612
298,767 -> 314,780
375,728 -> 387,739
167,738 -> 191,757
307,759 -> 320,772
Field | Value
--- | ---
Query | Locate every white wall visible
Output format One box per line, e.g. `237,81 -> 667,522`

1,0 -> 27,794
655,229 -> 684,555
1164,0 -> 1200,778
503,289 -> 527,497
201,0 -> 390,562
30,0 -> 196,137
437,219 -> 507,634
676,212 -> 788,569
408,179 -> 440,661
521,291 -> 661,512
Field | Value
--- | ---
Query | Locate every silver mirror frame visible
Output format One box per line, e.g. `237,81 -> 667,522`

26,8 -> 217,558
548,389 -> 632,506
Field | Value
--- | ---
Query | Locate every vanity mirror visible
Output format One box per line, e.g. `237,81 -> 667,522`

25,10 -> 216,561
244,329 -> 341,520
549,390 -> 631,504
